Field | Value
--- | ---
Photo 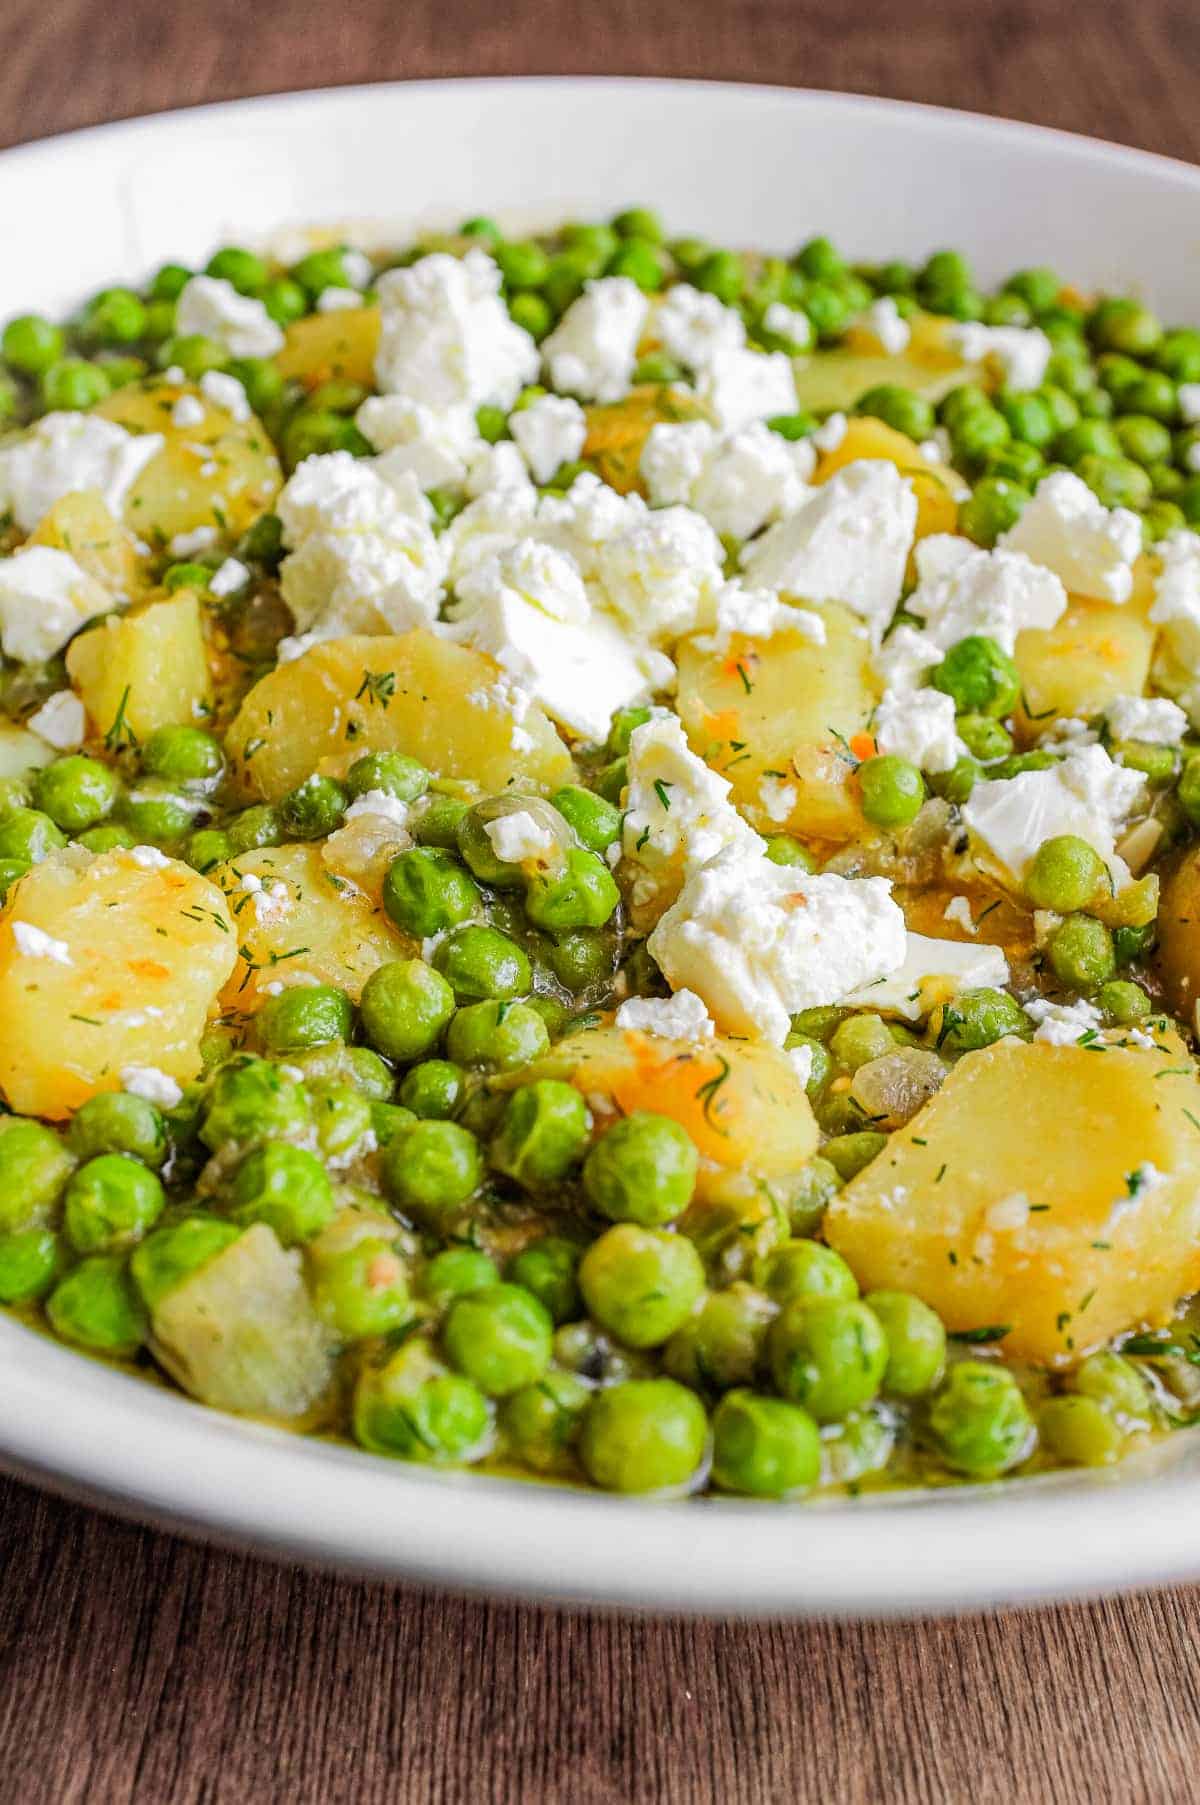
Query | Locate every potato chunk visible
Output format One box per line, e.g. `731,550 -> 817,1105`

27,491 -> 148,600
812,417 -> 966,541
276,306 -> 380,388
825,1035 -> 1200,1366
151,1223 -> 333,1419
67,591 -> 212,743
1014,597 -> 1153,741
227,630 -> 573,802
1155,847 -> 1200,1019
0,849 -> 237,1117
95,380 -> 281,541
211,842 -> 411,1010
675,603 -> 876,842
520,1024 -> 817,1182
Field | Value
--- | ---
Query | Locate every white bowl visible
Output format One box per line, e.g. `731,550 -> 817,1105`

4,78 -> 1200,1617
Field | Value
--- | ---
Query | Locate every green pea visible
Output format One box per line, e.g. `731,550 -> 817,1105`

500,1370 -> 591,1473
83,287 -> 148,344
3,313 -> 65,374
200,1056 -> 312,1151
579,1223 -> 705,1348
225,357 -> 283,417
433,925 -> 531,1002
1098,978 -> 1151,1024
353,1338 -> 490,1464
633,350 -> 684,385
1037,1394 -> 1126,1467
1036,383 -> 1081,434
928,1361 -> 1035,1475
1115,413 -> 1173,466
790,1005 -> 848,1042
489,1081 -> 589,1191
0,1227 -> 62,1303
582,1112 -> 697,1227
857,755 -> 925,829
694,250 -> 744,304
310,1085 -> 374,1163
1057,419 -> 1122,467
445,999 -> 550,1072
47,1255 -> 147,1355
360,958 -> 455,1062
822,1132 -> 889,1182
142,299 -> 178,341
763,835 -> 815,870
1089,297 -> 1162,356
226,804 -> 283,854
369,1100 -> 415,1147
281,774 -> 346,840
758,1239 -> 858,1307
1077,385 -> 1115,419
612,206 -> 664,242
398,1059 -> 465,1120
0,857 -> 28,898
952,717 -> 1009,764
803,282 -> 856,339
983,292 -> 1031,328
865,1290 -> 946,1396
64,1153 -> 165,1254
1047,913 -> 1116,992
550,784 -> 621,854
510,293 -> 553,340
345,749 -> 430,803
935,987 -> 1030,1052
854,385 -> 935,440
830,1013 -> 893,1071
383,846 -> 480,937
958,476 -> 1030,547
163,561 -> 213,593
786,1157 -> 840,1234
442,1283 -> 554,1397
1076,454 -> 1152,511
548,929 -> 614,992
662,1283 -> 774,1392
506,1236 -> 582,1326
1073,1350 -> 1154,1427
383,1119 -> 482,1224
1113,921 -> 1155,967
118,785 -> 198,842
710,1390 -> 821,1497
996,392 -> 1053,450
0,1118 -> 73,1233
421,1246 -> 499,1306
1002,267 -> 1059,311
1025,834 -> 1106,911
226,1141 -> 334,1246
1142,500 -> 1187,544
41,358 -> 111,410
141,725 -> 224,786
768,1296 -> 888,1420
1155,328 -> 1200,382
606,238 -> 666,291
129,1214 -> 240,1310
931,635 -> 1021,717
765,411 -> 820,442
282,410 -> 370,468
593,757 -> 628,804
257,983 -> 352,1053
0,807 -> 66,864
940,383 -> 992,428
1112,740 -> 1177,788
159,333 -> 229,380
578,1377 -> 708,1493
929,755 -> 979,804
309,1230 -> 410,1341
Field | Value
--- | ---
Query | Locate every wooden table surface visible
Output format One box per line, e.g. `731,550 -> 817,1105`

3,2 -> 1200,1799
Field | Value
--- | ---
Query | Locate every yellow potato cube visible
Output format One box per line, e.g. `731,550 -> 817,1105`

0,849 -> 237,1118
95,381 -> 281,541
812,417 -> 966,540
276,307 -> 380,388
1014,597 -> 1153,741
825,1035 -> 1200,1366
67,592 -> 212,744
27,491 -> 148,599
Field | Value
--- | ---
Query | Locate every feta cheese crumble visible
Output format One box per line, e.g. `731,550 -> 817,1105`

594,505 -> 725,645
355,396 -> 482,491
175,276 -> 285,358
343,790 -> 411,828
905,534 -> 1067,655
621,715 -> 760,909
1024,996 -> 1103,1046
10,920 -> 72,964
374,249 -> 539,411
1104,694 -> 1186,745
949,322 -> 1052,391
614,989 -> 715,1040
856,296 -> 911,355
943,894 -> 977,934
208,557 -> 250,598
872,686 -> 966,775
999,471 -> 1142,604
509,394 -> 588,485
697,347 -> 798,433
541,278 -> 649,403
199,370 -> 253,422
171,393 -> 206,430
0,547 -> 109,664
963,743 -> 1146,882
169,524 -> 218,559
484,810 -> 558,864
841,931 -> 1009,1021
640,420 -> 815,541
693,580 -> 825,653
27,690 -> 86,750
653,285 -> 746,370
120,1065 -> 184,1108
0,412 -> 164,533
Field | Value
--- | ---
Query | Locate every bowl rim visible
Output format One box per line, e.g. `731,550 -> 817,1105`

4,75 -> 1200,1617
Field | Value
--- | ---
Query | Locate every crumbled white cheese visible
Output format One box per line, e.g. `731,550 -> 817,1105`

316,286 -> 364,313
943,894 -> 976,934
787,1041 -> 815,1088
464,440 -> 537,501
872,624 -> 943,695
169,524 -> 218,559
199,370 -> 252,421
872,686 -> 965,775
542,277 -> 649,403
654,285 -> 746,370
464,677 -> 537,753
1104,694 -> 1186,745
856,296 -> 911,355
841,931 -> 1009,1021
693,579 -> 825,653
128,845 -> 171,869
697,347 -> 798,432
509,394 -> 588,485
999,471 -> 1142,604
741,460 -> 917,644
963,743 -> 1146,882
640,420 -> 815,541
621,715 -> 760,908
374,249 -> 538,411
0,546 -> 109,664
758,778 -> 798,823
171,393 -> 206,430
594,505 -> 725,645
1150,531 -> 1200,694
175,275 -> 284,358
1024,995 -> 1103,1046
27,690 -> 86,750
11,920 -> 72,964
355,396 -> 481,490
648,845 -> 907,1045
484,810 -> 557,864
0,412 -> 164,533
614,988 -> 715,1040
949,322 -> 1052,391
906,533 -> 1068,654
120,1064 -> 183,1108
763,301 -> 814,351
208,557 -> 250,598
344,789 -> 411,828
812,413 -> 848,454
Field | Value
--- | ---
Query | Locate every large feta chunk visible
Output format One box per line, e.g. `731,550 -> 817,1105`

741,460 -> 917,643
1150,530 -> 1200,687
175,276 -> 284,358
653,285 -> 746,371
872,687 -> 965,774
648,845 -> 907,1044
614,988 -> 715,1040
872,623 -> 944,694
906,534 -> 1067,655
1104,694 -> 1187,745
641,420 -> 815,541
999,471 -> 1142,604
621,715 -> 760,909
962,743 -> 1146,882
509,394 -> 588,484
373,249 -> 539,411
0,413 -> 164,534
1024,996 -> 1103,1046
693,579 -> 825,653
949,322 -> 1052,391
0,547 -> 109,663
594,505 -> 726,645
354,396 -> 482,490
696,348 -> 798,433
541,278 -> 649,403
841,932 -> 1009,1021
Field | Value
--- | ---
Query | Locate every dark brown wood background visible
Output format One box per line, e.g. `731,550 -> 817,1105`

2,3 -> 1200,1800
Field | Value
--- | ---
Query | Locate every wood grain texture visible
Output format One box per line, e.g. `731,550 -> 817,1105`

3,1 -> 1200,1799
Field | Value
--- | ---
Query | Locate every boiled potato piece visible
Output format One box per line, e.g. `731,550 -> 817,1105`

67,591 -> 211,742
276,307 -> 380,388
584,386 -> 705,494
211,842 -> 411,1010
825,1034 -> 1200,1366
813,417 -> 965,541
675,602 -> 876,842
791,317 -> 963,415
27,491 -> 148,599
0,849 -> 237,1117
151,1223 -> 333,1419
95,380 -> 281,541
227,630 -> 573,802
518,1023 -> 817,1180
1014,596 -> 1153,742
1154,847 -> 1200,1020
